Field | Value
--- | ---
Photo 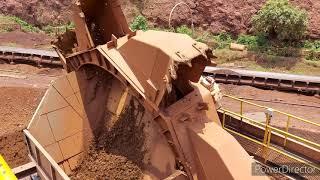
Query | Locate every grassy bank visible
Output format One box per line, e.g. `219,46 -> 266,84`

214,49 -> 320,76
0,14 -> 74,35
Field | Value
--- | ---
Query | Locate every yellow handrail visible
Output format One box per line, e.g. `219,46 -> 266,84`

221,108 -> 320,149
220,93 -> 320,174
220,97 -> 320,177
221,108 -> 266,127
224,126 -> 320,171
223,94 -> 320,127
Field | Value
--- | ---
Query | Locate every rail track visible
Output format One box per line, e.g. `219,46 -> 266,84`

204,67 -> 320,95
0,46 -> 61,67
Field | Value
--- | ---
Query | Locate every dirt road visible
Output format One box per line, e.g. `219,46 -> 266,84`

0,64 -> 61,167
0,87 -> 45,167
0,31 -> 53,50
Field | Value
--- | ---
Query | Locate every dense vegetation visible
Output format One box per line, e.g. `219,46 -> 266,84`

128,11 -> 320,62
130,15 -> 148,31
0,15 -> 40,32
0,15 -> 74,35
252,0 -> 308,41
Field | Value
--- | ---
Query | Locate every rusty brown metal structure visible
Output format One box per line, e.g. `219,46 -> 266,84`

0,46 -> 60,67
24,0 -> 268,179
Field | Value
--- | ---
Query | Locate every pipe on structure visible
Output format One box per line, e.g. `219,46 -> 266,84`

169,2 -> 195,35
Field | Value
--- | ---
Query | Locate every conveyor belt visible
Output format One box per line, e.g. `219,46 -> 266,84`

204,67 -> 320,94
0,46 -> 61,66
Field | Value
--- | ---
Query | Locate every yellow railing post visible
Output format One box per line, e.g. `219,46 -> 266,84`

240,101 -> 243,120
239,101 -> 244,130
262,110 -> 272,144
262,109 -> 273,163
262,126 -> 269,162
223,111 -> 226,128
284,116 -> 291,147
264,129 -> 272,163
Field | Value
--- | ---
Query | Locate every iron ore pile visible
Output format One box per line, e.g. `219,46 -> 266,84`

70,102 -> 146,180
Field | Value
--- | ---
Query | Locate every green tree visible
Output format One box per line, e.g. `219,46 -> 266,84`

130,15 -> 148,31
252,0 -> 308,41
